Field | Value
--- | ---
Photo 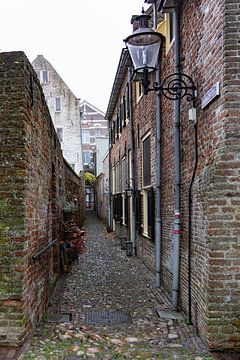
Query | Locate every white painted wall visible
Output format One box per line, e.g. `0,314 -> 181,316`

32,55 -> 83,174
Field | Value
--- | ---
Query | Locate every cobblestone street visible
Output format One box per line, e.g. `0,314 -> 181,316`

20,212 -> 217,359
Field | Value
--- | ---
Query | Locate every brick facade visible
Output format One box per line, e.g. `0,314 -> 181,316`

0,52 -> 84,346
106,0 -> 240,350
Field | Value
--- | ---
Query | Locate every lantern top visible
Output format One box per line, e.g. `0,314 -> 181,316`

124,11 -> 162,46
124,10 -> 162,72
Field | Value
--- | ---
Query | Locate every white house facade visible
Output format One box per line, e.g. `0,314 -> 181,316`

32,55 -> 83,174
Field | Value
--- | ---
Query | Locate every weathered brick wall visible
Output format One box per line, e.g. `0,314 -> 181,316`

64,161 -> 85,227
108,0 -> 239,349
158,0 -> 239,350
0,52 -> 84,346
202,0 -> 240,349
179,0 -> 226,347
130,0 -> 239,350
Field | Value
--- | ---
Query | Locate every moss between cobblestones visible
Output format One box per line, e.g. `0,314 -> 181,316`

22,327 -> 214,360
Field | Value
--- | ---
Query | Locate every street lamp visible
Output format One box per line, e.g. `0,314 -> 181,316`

125,179 -> 135,198
124,10 -> 196,102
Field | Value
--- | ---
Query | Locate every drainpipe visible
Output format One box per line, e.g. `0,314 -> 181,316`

108,124 -> 112,229
128,67 -> 136,256
172,1 -> 181,311
153,0 -> 157,29
155,57 -> 162,287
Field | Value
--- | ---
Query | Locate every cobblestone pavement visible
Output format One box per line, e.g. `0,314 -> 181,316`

14,212 -> 235,359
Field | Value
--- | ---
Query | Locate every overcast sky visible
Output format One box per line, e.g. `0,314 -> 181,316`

1,0 -> 150,113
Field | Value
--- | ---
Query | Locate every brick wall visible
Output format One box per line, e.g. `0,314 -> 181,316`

0,52 -> 84,346
95,152 -> 109,225
107,0 -> 239,349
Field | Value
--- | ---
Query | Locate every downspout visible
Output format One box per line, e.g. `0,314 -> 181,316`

155,0 -> 162,286
172,1 -> 181,311
155,62 -> 162,287
128,67 -> 137,256
108,123 -> 112,229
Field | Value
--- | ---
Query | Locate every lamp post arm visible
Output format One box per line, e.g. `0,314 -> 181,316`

141,69 -> 196,102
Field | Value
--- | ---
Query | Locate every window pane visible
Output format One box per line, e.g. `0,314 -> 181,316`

42,70 -> 48,84
82,130 -> 90,143
83,152 -> 90,163
55,97 -> 61,112
169,13 -> 174,43
56,128 -> 63,142
143,136 -> 151,186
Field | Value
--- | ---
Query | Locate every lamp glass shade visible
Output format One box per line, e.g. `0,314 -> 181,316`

125,30 -> 162,72
127,41 -> 161,72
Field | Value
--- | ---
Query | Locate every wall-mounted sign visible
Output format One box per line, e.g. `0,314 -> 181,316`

201,82 -> 220,109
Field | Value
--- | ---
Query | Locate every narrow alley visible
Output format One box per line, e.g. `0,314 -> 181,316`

22,212 -> 211,360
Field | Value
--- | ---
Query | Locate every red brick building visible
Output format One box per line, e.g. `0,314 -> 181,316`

106,0 -> 240,350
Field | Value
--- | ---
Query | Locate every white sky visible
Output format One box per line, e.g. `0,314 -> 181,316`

0,0 -> 150,113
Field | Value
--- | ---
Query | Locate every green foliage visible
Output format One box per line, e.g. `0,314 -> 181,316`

84,172 -> 96,186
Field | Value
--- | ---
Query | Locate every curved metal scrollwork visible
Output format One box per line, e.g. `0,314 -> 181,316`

159,73 -> 196,101
141,70 -> 196,103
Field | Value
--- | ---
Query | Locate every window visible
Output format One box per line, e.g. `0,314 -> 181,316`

42,70 -> 48,84
55,97 -> 61,112
136,81 -> 143,102
115,162 -> 121,193
113,194 -> 122,223
142,134 -> 154,239
83,152 -> 91,164
36,70 -> 49,84
169,12 -> 174,44
56,128 -> 63,142
82,129 -> 90,143
156,14 -> 175,55
143,135 -> 151,187
121,157 -> 128,226
126,84 -> 130,120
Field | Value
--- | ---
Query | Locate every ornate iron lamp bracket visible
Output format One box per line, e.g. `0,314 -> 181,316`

142,68 -> 197,104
